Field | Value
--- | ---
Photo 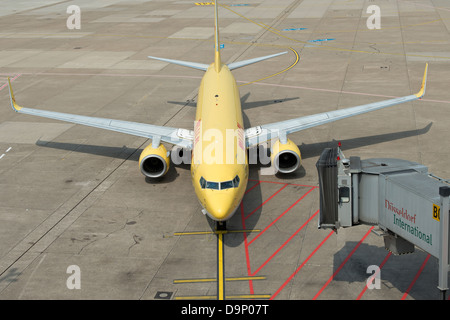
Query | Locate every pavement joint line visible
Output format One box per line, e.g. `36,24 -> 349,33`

1,0 -> 448,300
0,136 -> 148,289
9,72 -> 450,105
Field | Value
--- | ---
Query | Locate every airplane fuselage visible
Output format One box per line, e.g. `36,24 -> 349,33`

191,63 -> 249,221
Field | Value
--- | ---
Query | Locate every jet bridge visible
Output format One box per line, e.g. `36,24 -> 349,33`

316,145 -> 450,299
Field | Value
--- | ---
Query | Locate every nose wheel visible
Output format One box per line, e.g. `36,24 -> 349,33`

216,221 -> 227,231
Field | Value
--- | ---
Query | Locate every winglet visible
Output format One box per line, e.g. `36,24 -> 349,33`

7,77 -> 22,112
415,63 -> 428,99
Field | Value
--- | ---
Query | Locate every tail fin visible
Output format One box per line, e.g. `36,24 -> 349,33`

148,0 -> 287,72
214,1 -> 221,72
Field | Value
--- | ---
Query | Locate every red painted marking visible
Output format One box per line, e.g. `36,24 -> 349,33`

245,181 -> 260,195
251,210 -> 320,276
241,202 -> 254,295
356,251 -> 392,300
0,74 -> 22,91
249,178 -> 318,188
245,183 -> 288,220
248,186 -> 316,246
241,180 -> 319,298
401,254 -> 431,300
313,226 -> 375,300
270,229 -> 334,300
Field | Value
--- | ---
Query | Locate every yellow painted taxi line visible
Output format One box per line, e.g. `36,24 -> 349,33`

173,276 -> 266,284
218,232 -> 225,300
174,229 -> 260,236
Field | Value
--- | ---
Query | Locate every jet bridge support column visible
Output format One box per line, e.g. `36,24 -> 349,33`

438,186 -> 450,300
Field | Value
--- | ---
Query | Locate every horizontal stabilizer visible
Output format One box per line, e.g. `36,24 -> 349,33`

227,51 -> 288,70
148,55 -> 209,71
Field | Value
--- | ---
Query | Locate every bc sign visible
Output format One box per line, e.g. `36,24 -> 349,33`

433,204 -> 440,222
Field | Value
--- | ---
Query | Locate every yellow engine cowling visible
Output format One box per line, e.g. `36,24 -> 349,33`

139,144 -> 170,178
270,138 -> 302,174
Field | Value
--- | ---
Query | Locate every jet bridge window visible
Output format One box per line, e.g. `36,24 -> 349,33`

339,186 -> 350,203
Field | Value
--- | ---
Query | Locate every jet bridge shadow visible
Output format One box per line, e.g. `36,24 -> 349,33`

330,240 -> 440,300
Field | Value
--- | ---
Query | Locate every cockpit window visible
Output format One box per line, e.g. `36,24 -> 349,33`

221,181 -> 233,190
206,181 -> 219,190
200,175 -> 240,190
200,176 -> 206,189
233,175 -> 240,187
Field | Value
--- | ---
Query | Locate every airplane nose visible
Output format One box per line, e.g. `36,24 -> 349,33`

205,194 -> 235,220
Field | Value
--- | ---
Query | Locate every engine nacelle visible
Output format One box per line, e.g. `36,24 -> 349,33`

270,138 -> 301,174
139,144 -> 170,178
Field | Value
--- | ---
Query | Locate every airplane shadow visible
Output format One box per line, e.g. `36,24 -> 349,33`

36,122 -> 432,246
168,92 -> 300,112
298,122 -> 433,162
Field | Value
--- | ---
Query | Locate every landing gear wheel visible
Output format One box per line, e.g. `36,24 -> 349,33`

216,221 -> 227,231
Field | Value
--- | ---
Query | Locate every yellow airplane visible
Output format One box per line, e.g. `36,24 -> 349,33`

7,1 -> 428,228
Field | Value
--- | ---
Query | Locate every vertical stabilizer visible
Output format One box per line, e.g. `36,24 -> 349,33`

214,1 -> 221,72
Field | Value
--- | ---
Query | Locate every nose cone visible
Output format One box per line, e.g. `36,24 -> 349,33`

204,193 -> 237,221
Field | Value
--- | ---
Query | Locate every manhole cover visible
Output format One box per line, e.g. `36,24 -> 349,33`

154,291 -> 173,300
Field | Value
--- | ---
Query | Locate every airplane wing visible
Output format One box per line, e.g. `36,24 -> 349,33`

245,63 -> 428,148
6,78 -> 194,149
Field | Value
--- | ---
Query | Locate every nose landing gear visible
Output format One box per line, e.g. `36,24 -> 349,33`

216,221 -> 227,231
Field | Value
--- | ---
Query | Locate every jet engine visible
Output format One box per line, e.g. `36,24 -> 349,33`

271,138 -> 301,174
139,144 -> 170,178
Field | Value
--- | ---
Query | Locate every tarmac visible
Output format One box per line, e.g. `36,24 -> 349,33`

0,0 -> 449,301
